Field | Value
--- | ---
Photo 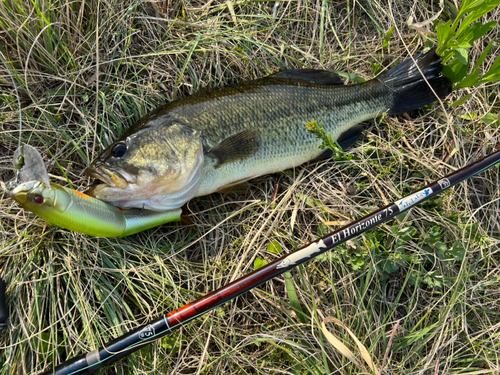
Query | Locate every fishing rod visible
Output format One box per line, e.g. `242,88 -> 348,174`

41,147 -> 500,375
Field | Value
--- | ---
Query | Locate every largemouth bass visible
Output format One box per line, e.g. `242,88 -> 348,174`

86,48 -> 451,211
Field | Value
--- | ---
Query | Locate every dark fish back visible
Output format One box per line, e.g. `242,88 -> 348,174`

147,78 -> 393,150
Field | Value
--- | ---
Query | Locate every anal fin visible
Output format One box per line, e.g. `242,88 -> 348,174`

318,124 -> 365,158
337,124 -> 364,150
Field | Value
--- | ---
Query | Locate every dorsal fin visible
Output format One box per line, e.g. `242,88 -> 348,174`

270,69 -> 344,86
206,129 -> 260,168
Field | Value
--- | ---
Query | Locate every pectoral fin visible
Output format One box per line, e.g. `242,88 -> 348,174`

206,129 -> 260,168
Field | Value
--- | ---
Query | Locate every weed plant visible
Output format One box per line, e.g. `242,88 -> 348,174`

1,0 -> 500,374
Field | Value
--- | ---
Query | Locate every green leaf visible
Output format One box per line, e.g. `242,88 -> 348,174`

435,242 -> 447,252
441,49 -> 456,64
254,257 -> 268,270
450,93 -> 473,107
352,257 -> 365,270
381,260 -> 399,275
456,0 -> 477,16
454,48 -> 468,65
475,40 -> 494,68
457,41 -> 473,49
372,62 -> 383,76
318,222 -> 330,237
394,226 -> 417,242
443,59 -> 470,84
383,25 -> 394,51
457,21 -> 497,46
456,1 -> 500,37
268,240 -> 283,254
423,271 -> 444,289
410,270 -> 445,289
435,242 -> 447,259
437,20 -> 453,50
454,69 -> 480,89
424,226 -> 443,243
457,0 -> 474,13
284,272 -> 306,323
450,241 -> 466,261
451,38 -> 498,88
459,113 -> 477,120
481,113 -> 499,125
335,71 -> 365,83
480,54 -> 500,83
305,120 -> 351,161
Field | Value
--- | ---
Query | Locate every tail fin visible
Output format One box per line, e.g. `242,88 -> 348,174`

378,47 -> 452,115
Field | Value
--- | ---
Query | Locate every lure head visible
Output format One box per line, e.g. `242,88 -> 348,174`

85,121 -> 204,211
7,144 -> 72,218
8,181 -> 71,215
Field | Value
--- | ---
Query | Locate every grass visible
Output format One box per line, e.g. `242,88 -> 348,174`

1,0 -> 500,374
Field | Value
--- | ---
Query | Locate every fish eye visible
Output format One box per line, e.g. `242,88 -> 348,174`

34,196 -> 44,204
111,143 -> 127,158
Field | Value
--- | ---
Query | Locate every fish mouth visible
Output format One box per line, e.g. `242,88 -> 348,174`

85,166 -> 130,191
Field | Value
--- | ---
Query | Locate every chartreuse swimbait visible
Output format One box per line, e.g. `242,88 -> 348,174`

8,180 -> 181,237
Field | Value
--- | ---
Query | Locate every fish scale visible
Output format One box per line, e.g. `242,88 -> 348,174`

86,48 -> 451,211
